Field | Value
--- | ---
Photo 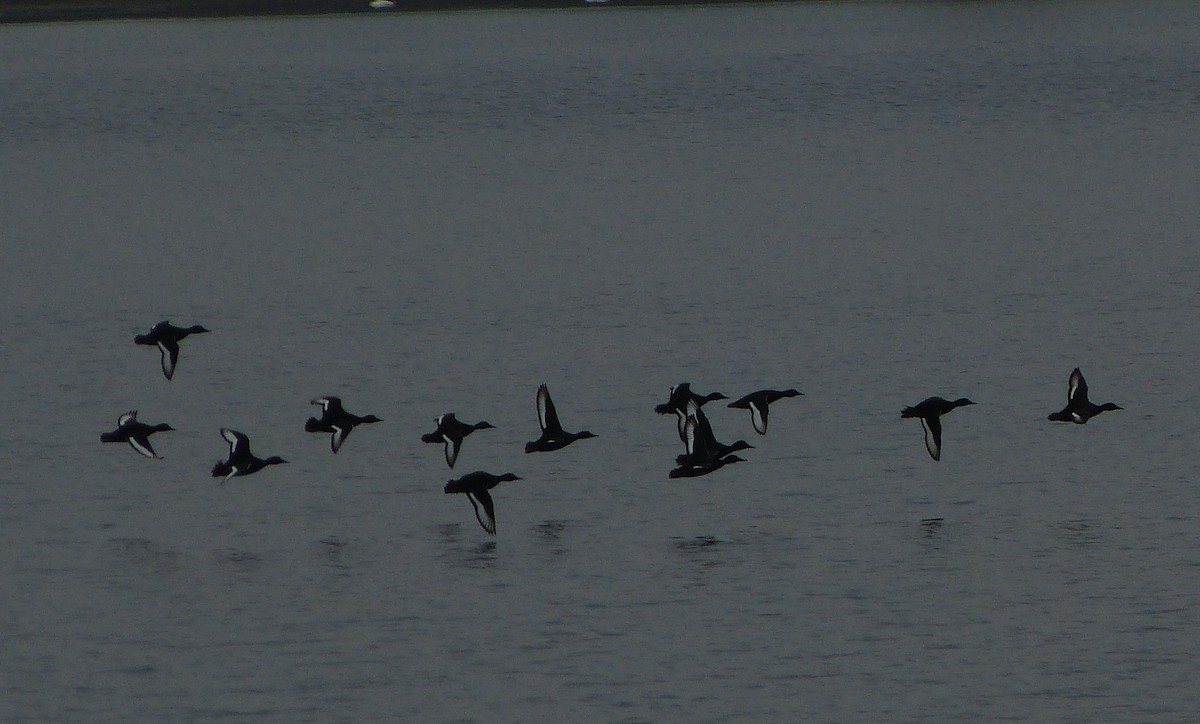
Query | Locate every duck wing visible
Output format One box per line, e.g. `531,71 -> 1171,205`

330,424 -> 350,454
1068,368 -> 1088,404
682,413 -> 700,458
127,431 -> 159,459
674,409 -> 689,443
443,435 -> 462,468
537,384 -> 564,434
467,490 -> 497,535
157,339 -> 179,380
748,399 -> 769,435
920,415 -> 943,461
312,396 -> 344,417
689,400 -> 719,454
221,428 -> 250,458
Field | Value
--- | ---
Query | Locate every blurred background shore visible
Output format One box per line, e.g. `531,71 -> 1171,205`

1,0 -> 762,24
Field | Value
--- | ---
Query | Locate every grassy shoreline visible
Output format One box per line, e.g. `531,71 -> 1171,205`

0,0 -> 769,24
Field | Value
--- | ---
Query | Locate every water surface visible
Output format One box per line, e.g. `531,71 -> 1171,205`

2,2 -> 1199,720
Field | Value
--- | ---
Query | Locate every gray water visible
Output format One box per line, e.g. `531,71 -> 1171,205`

3,1 -> 1200,720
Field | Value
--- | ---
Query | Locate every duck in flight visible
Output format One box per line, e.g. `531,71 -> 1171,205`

134,320 -> 209,380
100,410 -> 173,459
654,382 -> 727,442
727,388 -> 803,435
211,428 -> 287,483
901,396 -> 975,461
444,470 -> 521,535
669,449 -> 746,479
670,399 -> 752,477
525,384 -> 596,453
1048,368 -> 1121,423
421,413 -> 494,468
305,396 -> 383,453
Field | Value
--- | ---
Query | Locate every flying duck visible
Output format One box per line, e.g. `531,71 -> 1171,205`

421,413 -> 494,468
525,384 -> 596,453
727,388 -> 803,435
670,399 -> 753,476
669,450 -> 746,479
304,396 -> 383,453
444,470 -> 521,535
901,396 -> 975,461
134,320 -> 209,380
1048,368 -> 1121,423
654,382 -> 728,442
211,428 -> 286,483
100,410 -> 173,459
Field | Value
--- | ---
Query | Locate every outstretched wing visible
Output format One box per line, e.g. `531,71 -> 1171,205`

330,424 -> 349,454
444,435 -> 461,469
1068,368 -> 1087,403
118,410 -> 138,427
314,396 -> 344,416
688,399 -> 717,453
537,384 -> 563,434
683,414 -> 699,457
221,428 -> 249,457
921,416 -> 943,461
158,340 -> 179,380
127,434 -> 158,459
467,490 -> 497,535
749,400 -> 769,435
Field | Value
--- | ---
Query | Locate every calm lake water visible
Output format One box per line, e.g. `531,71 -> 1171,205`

3,1 -> 1199,720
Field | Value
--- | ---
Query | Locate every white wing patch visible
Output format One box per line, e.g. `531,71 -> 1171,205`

683,415 -> 698,456
158,342 -> 176,380
330,425 -> 348,453
467,492 -> 497,535
536,385 -> 550,432
920,418 -> 941,461
749,401 -> 768,435
221,428 -> 246,456
1067,370 -> 1082,402
128,436 -> 158,459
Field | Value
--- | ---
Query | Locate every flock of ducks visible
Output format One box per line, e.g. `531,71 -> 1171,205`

101,320 -> 1124,536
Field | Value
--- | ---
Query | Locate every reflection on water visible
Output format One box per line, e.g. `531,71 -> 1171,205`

1060,518 -> 1104,547
213,548 -> 263,570
108,536 -> 181,573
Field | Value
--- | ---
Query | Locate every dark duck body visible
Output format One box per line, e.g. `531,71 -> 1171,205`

444,471 -> 521,535
669,452 -> 746,479
654,382 -> 728,442
304,396 -> 383,453
525,384 -> 596,453
212,428 -> 287,483
901,396 -> 975,461
1048,367 -> 1121,424
727,388 -> 803,435
422,413 -> 494,468
100,410 -> 173,459
134,320 -> 209,380
670,399 -> 753,477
